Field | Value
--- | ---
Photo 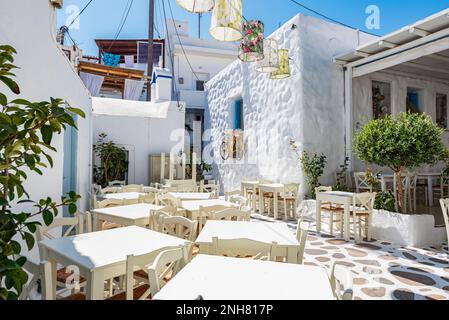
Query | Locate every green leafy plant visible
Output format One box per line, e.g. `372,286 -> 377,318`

365,167 -> 380,190
354,112 -> 449,212
0,45 -> 84,300
334,157 -> 350,191
300,151 -> 327,199
93,133 -> 128,187
374,191 -> 396,212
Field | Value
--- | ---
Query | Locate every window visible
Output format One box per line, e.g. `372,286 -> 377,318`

406,88 -> 423,114
196,80 -> 205,91
372,81 -> 391,119
436,93 -> 448,129
233,99 -> 244,130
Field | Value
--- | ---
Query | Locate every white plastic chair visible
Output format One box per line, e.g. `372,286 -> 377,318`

122,184 -> 144,193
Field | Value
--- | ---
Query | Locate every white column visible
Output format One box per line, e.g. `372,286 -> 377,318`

169,152 -> 175,181
192,152 -> 197,182
344,67 -> 354,172
182,153 -> 186,180
160,153 -> 166,183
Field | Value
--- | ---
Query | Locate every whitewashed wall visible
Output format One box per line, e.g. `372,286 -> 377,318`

206,14 -> 376,195
0,0 -> 92,261
352,71 -> 449,172
93,104 -> 185,186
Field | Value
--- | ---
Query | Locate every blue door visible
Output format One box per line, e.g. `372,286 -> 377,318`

62,116 -> 78,217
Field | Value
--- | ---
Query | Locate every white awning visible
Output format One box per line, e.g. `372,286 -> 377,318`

92,97 -> 172,118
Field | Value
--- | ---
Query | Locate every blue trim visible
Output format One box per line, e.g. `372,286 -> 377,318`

151,73 -> 173,84
234,99 -> 243,130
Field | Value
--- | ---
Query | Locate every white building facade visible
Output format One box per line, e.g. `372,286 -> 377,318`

165,20 -> 238,159
0,0 -> 93,260
205,14 -> 376,195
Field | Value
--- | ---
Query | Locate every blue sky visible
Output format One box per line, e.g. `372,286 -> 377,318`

58,0 -> 449,56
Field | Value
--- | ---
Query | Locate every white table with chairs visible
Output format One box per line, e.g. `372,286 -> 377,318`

39,226 -> 191,300
195,220 -> 301,263
258,183 -> 285,219
167,192 -> 212,201
153,255 -> 335,300
316,191 -> 354,241
92,203 -> 164,231
181,199 -> 239,220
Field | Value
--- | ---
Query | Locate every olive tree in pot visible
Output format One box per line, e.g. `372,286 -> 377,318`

0,45 -> 84,299
93,133 -> 129,187
354,112 -> 448,212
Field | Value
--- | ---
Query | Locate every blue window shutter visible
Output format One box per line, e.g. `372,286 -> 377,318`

234,100 -> 243,130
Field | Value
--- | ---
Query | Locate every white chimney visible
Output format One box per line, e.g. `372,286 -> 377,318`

151,67 -> 172,102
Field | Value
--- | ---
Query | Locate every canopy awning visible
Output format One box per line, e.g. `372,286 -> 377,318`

334,9 -> 449,66
92,97 -> 174,118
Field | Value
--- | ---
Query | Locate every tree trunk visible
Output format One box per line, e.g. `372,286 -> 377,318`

395,168 -> 404,213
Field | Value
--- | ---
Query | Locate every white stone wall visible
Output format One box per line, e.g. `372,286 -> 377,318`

206,14 -> 376,195
0,0 -> 93,261
93,104 -> 185,186
352,71 -> 449,172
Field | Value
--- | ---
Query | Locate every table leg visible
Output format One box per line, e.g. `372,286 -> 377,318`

344,203 -> 350,242
273,190 -> 279,220
93,213 -> 101,232
381,178 -> 386,192
427,176 -> 433,207
87,271 -> 105,300
259,188 -> 264,214
316,199 -> 322,234
252,188 -> 257,213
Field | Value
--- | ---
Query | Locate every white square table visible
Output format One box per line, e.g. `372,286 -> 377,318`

92,203 -> 164,231
153,255 -> 334,300
316,191 -> 355,241
103,192 -> 146,201
196,220 -> 300,263
258,183 -> 285,219
39,226 -> 190,300
181,199 -> 239,220
167,192 -> 211,201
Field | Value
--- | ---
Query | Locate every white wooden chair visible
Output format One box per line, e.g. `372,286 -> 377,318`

94,198 -> 125,230
101,186 -> 120,194
19,260 -> 41,300
329,262 -> 354,300
212,237 -> 278,261
40,261 -> 86,300
278,183 -> 300,220
198,205 -> 230,232
76,211 -> 92,233
150,206 -> 178,231
354,172 -> 373,193
425,173 -> 449,206
158,216 -> 198,242
37,217 -> 86,296
316,186 -> 344,236
224,190 -> 242,201
209,207 -> 251,221
201,181 -> 220,199
295,221 -> 310,264
438,199 -> 449,252
122,184 -> 144,193
156,193 -> 181,208
108,180 -> 125,187
138,193 -> 157,204
146,247 -> 189,298
94,198 -> 124,209
351,192 -> 376,242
